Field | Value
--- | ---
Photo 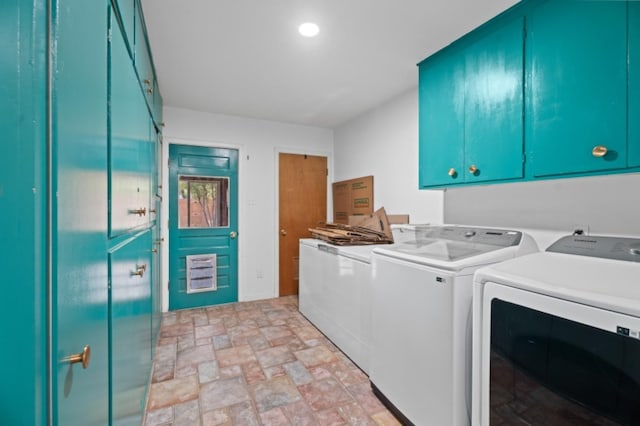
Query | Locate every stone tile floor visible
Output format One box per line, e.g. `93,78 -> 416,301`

143,296 -> 401,425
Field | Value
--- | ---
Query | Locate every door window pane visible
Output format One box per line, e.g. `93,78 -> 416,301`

178,176 -> 229,228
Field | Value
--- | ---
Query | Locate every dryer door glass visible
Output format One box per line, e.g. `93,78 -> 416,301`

490,299 -> 640,425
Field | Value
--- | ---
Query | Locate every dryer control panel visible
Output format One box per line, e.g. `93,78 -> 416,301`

547,235 -> 640,262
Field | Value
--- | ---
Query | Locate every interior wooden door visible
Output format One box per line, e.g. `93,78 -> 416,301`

279,153 -> 327,296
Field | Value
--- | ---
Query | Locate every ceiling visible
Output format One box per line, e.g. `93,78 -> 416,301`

141,0 -> 518,129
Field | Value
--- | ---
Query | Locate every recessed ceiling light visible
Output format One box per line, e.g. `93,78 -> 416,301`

298,22 -> 319,38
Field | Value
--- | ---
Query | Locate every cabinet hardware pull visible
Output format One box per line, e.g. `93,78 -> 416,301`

143,79 -> 151,85
448,168 -> 457,177
62,345 -> 91,369
152,249 -> 158,253
146,88 -> 153,94
230,231 -> 238,239
149,208 -> 156,214
129,207 -> 146,216
592,145 -> 608,157
468,165 -> 478,174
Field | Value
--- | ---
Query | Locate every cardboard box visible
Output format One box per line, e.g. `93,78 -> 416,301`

347,207 -> 393,241
332,175 -> 374,224
387,214 -> 410,225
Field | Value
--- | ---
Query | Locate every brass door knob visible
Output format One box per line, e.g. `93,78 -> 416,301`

230,231 -> 238,239
468,165 -> 478,174
280,229 -> 287,236
448,168 -> 457,177
62,345 -> 91,369
592,145 -> 608,157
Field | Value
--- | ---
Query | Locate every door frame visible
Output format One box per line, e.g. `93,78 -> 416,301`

162,138 -> 245,309
274,147 -> 333,297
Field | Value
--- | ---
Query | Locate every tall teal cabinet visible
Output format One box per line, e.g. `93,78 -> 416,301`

0,0 -> 163,424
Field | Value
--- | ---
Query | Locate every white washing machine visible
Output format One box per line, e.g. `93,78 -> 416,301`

472,234 -> 640,426
299,225 -> 423,373
370,225 -> 538,425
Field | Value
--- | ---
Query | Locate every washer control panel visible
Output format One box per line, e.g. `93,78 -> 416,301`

416,226 -> 523,247
547,235 -> 640,262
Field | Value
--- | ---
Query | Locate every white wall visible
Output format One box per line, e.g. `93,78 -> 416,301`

444,173 -> 640,244
334,89 -> 444,225
161,107 -> 334,306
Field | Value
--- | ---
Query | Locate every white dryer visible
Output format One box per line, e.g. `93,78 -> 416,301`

472,234 -> 640,426
370,225 -> 538,425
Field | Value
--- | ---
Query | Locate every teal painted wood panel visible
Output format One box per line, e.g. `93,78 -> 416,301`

110,230 -> 153,425
135,0 -> 154,108
465,17 -> 524,183
527,0 -> 627,177
168,145 -> 239,310
418,49 -> 465,187
110,16 -> 152,238
52,0 -> 110,424
0,0 -> 48,424
115,0 -> 135,52
630,1 -> 640,168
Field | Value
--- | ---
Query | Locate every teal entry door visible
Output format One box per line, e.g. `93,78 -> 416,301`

169,145 -> 239,310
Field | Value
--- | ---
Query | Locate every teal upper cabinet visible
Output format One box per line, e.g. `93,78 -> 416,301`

135,0 -> 154,109
527,0 -> 627,177
110,14 -> 152,238
419,16 -> 524,187
418,49 -> 465,187
465,17 -> 524,183
630,2 -> 640,168
115,0 -> 135,51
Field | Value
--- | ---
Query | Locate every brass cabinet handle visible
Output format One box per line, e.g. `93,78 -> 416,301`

129,207 -> 146,217
143,79 -> 151,85
146,88 -> 153,95
230,231 -> 238,239
130,264 -> 146,277
448,168 -> 457,177
152,248 -> 158,253
280,229 -> 287,237
592,145 -> 608,157
62,345 -> 91,369
468,165 -> 478,174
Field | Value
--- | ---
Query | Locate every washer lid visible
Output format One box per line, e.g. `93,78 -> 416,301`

474,251 -> 640,318
373,226 -> 526,266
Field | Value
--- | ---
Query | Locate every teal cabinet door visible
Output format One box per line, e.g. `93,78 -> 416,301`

465,17 -> 524,183
110,17 -> 152,237
527,0 -> 627,177
418,49 -> 465,187
52,0 -> 110,424
630,1 -> 640,168
135,0 -> 154,107
110,230 -> 153,425
0,1 -> 47,424
115,0 -> 135,51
